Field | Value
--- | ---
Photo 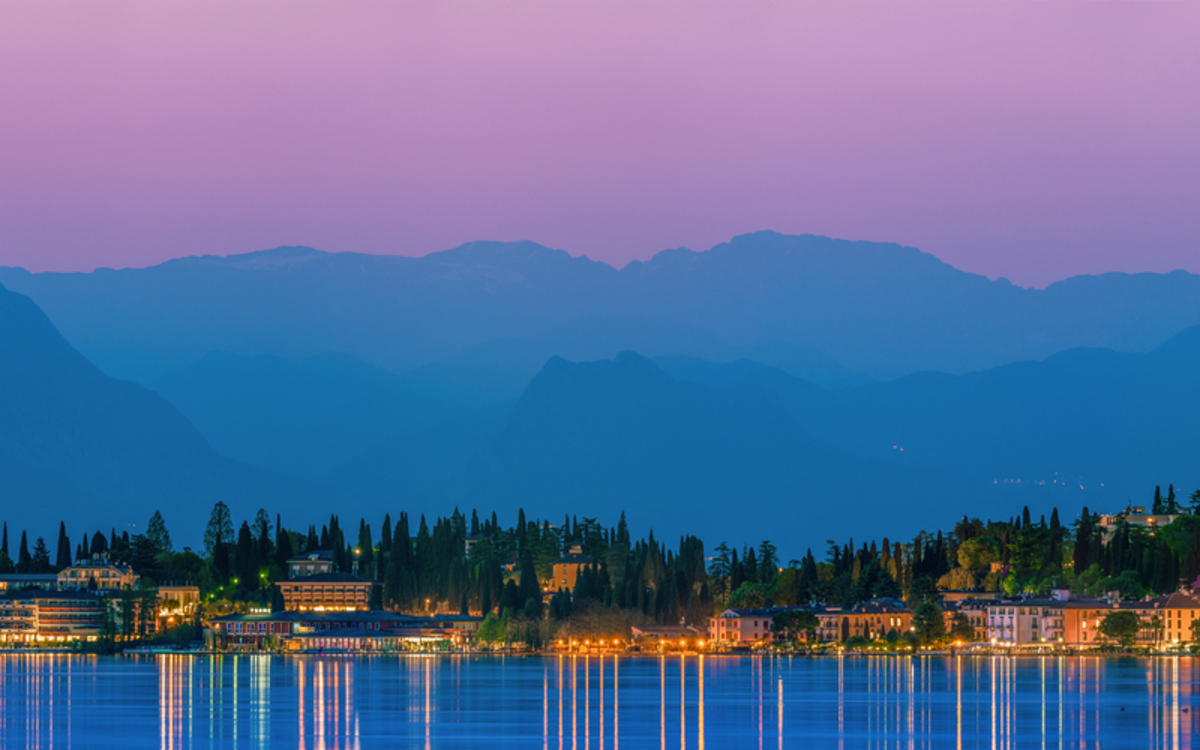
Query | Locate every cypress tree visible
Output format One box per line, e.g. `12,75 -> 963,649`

274,523 -> 294,572
1074,508 -> 1092,573
1153,486 -> 1164,514
1166,485 -> 1179,514
235,521 -> 256,588
55,522 -> 71,571
17,531 -> 32,573
0,523 -> 6,559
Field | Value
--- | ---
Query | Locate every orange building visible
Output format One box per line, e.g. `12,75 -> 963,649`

550,546 -> 595,592
276,573 -> 374,612
1129,592 -> 1200,645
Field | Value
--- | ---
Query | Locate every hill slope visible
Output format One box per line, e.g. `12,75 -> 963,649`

0,284 -> 338,545
334,352 -> 980,550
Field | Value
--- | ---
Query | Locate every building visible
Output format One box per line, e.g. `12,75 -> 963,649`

57,555 -> 139,591
209,610 -> 482,651
1057,601 -> 1113,647
0,589 -> 105,645
156,585 -> 201,630
630,625 -> 702,649
287,550 -> 335,578
0,574 -> 59,593
818,601 -> 910,641
1128,592 -> 1200,646
709,607 -> 788,646
940,590 -> 1004,604
985,592 -> 1113,647
941,599 -> 991,641
1098,506 -> 1183,541
276,572 -> 375,612
550,545 -> 595,592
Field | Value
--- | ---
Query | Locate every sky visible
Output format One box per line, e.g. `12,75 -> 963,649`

1,2 -> 1197,288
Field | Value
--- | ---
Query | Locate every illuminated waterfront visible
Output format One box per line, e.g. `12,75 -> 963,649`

0,654 -> 1197,749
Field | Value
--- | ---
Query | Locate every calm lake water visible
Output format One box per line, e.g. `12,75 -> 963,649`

0,653 -> 1196,749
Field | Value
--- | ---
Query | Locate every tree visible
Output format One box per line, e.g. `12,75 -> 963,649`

476,613 -> 507,647
936,568 -> 976,592
31,537 -> 52,573
757,540 -> 779,584
912,601 -> 946,645
1190,618 -> 1200,644
146,511 -> 173,554
727,582 -> 770,609
957,537 -> 999,573
1098,610 -> 1143,649
55,522 -> 72,570
16,531 -> 31,573
948,612 -> 976,642
203,501 -> 235,558
771,609 -> 820,645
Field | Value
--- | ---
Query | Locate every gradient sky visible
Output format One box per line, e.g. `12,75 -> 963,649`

1,2 -> 1197,288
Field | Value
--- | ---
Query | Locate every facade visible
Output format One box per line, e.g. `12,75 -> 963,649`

941,599 -> 991,641
1097,506 -> 1183,541
209,610 -> 482,651
0,590 -> 104,644
710,602 -> 910,646
710,607 -> 785,645
287,550 -> 335,578
57,555 -> 139,591
157,585 -> 201,630
550,546 -> 595,592
630,625 -> 702,648
276,572 -> 374,611
1128,592 -> 1200,646
0,574 -> 59,593
817,601 -> 910,641
985,592 -> 1114,647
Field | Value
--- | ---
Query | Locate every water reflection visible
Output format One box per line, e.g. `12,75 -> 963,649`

0,654 -> 1196,748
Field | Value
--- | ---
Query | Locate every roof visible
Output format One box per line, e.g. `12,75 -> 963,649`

277,572 -> 375,585
2,589 -> 102,602
631,625 -> 699,636
209,610 -> 474,625
552,554 -> 596,565
287,550 -> 334,563
1129,592 -> 1200,611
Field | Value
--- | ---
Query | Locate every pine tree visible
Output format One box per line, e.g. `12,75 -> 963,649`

203,501 -> 234,559
146,510 -> 173,554
31,537 -> 51,573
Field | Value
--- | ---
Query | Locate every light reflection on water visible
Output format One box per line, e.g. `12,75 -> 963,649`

0,653 -> 1197,748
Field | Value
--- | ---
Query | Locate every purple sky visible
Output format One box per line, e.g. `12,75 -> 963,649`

1,2 -> 1197,288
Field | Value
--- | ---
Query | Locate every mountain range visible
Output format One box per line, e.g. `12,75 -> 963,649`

4,232 -> 1199,388
3,232 -> 1199,553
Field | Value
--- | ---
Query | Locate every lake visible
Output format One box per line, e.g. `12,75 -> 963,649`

0,654 -> 1196,749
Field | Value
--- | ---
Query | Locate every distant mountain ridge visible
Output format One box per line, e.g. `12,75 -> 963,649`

4,232 -> 1199,387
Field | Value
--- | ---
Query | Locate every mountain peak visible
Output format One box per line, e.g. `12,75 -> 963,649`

427,240 -> 602,269
170,245 -> 329,271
